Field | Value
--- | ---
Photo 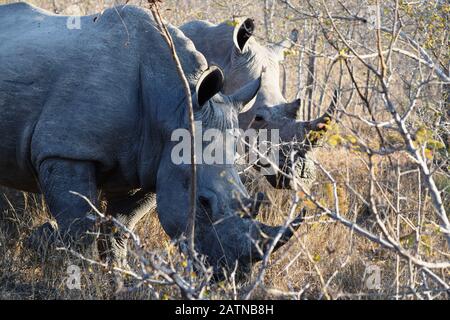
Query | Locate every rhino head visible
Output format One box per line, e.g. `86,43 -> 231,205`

155,66 -> 303,277
223,18 -> 337,190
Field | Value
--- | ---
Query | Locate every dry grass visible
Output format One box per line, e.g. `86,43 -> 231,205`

1,146 -> 447,299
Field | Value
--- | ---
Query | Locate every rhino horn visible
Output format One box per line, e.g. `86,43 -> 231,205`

304,89 -> 339,131
250,209 -> 305,261
233,18 -> 255,52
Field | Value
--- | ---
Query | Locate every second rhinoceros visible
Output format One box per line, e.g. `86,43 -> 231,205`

181,18 -> 337,190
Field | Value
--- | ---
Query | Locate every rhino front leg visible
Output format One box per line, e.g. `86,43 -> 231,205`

27,158 -> 98,252
99,190 -> 156,267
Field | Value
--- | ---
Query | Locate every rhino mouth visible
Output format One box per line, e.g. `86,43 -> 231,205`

194,192 -> 304,279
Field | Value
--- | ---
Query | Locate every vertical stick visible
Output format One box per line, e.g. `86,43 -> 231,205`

149,1 -> 196,254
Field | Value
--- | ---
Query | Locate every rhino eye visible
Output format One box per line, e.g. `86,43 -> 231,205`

254,115 -> 264,122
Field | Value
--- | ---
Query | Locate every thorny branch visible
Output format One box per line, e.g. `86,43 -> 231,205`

147,0 -> 197,254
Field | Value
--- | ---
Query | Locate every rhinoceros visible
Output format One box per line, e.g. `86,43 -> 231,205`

181,18 -> 337,190
0,3 -> 303,276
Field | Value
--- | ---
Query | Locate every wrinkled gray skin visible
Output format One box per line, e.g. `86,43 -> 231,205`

0,3 -> 303,277
181,18 -> 336,189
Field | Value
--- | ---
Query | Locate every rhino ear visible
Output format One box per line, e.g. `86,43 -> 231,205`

194,66 -> 224,108
271,29 -> 299,61
230,76 -> 261,113
233,18 -> 255,52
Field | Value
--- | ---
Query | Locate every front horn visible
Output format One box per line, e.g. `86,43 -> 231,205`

305,89 -> 339,131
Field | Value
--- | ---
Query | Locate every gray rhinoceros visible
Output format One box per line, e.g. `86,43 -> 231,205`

0,3 -> 302,276
181,18 -> 337,189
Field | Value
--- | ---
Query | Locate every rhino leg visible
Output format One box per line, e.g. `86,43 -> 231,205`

26,220 -> 59,255
99,190 -> 156,268
28,158 -> 98,251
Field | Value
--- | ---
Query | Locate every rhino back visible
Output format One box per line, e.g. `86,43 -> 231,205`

180,20 -> 234,70
0,3 -> 207,192
0,3 -> 143,190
